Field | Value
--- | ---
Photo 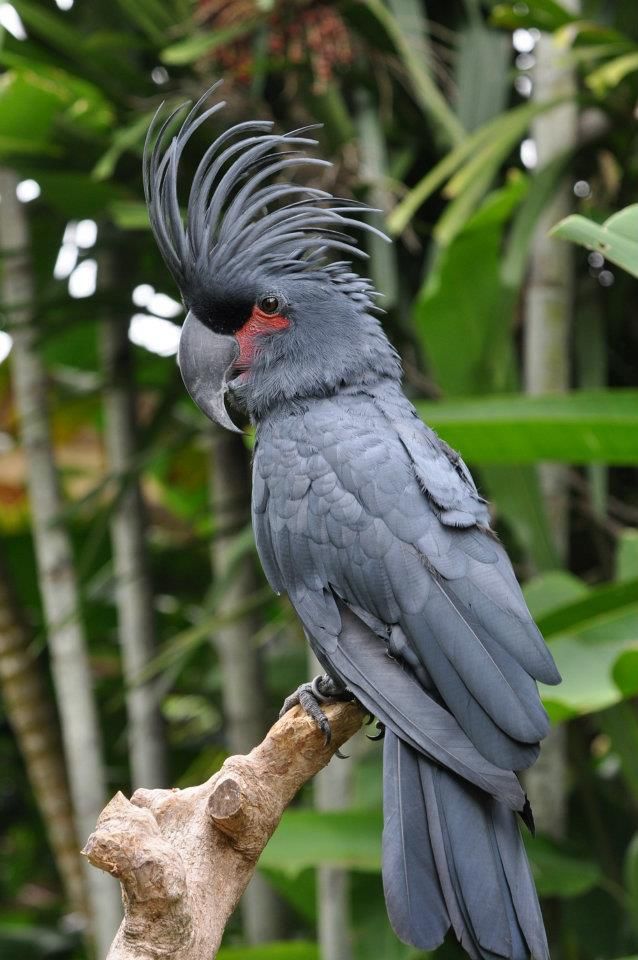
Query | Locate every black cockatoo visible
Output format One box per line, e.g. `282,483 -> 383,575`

144,84 -> 561,960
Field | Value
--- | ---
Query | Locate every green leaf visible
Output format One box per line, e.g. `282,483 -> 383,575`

360,0 -> 465,147
482,466 -> 558,571
524,836 -> 601,897
536,579 -> 638,638
108,200 -> 150,229
0,67 -> 112,157
161,22 -> 258,65
416,390 -> 638,464
217,943 -> 319,960
389,98 -> 564,235
501,153 -> 571,289
542,603 -> 638,718
415,177 -> 526,395
612,650 -> 638,698
587,50 -> 638,96
618,530 -> 638,581
551,205 -> 638,279
93,111 -> 155,180
523,571 -> 588,619
260,810 -> 382,876
489,0 -> 577,31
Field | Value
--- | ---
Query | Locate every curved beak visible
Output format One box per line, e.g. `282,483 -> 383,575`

177,311 -> 242,433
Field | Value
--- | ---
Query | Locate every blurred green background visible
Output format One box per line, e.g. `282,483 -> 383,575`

0,0 -> 637,958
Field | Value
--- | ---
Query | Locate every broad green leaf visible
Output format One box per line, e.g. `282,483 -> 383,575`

612,650 -> 638,698
217,943 -> 319,960
0,67 -> 112,157
11,0 -> 133,93
551,205 -> 638,279
260,810 -> 383,876
542,604 -> 638,718
415,177 -> 525,395
416,390 -> 638,464
523,836 -> 601,897
587,50 -> 638,96
523,571 -> 588,619
536,579 -> 638,637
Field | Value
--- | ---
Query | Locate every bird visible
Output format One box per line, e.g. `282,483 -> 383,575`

144,82 -> 561,960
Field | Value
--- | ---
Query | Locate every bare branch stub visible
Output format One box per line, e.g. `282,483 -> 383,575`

83,700 -> 364,960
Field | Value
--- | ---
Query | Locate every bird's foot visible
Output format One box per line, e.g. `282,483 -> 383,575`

279,675 -> 354,744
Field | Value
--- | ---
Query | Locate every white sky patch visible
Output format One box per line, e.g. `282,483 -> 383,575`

132,283 -> 155,308
69,258 -> 97,299
76,219 -> 98,249
148,292 -> 182,318
54,242 -> 78,280
129,313 -> 181,357
151,66 -> 169,85
63,220 -> 77,243
16,179 -> 40,203
0,330 -> 12,364
520,138 -> 538,169
515,75 -> 533,98
0,4 -> 26,39
513,28 -> 535,53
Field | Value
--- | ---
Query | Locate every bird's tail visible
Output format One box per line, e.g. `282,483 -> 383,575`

382,730 -> 548,960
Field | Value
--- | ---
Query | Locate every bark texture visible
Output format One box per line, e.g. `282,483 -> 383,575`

0,551 -> 86,916
84,700 -> 364,960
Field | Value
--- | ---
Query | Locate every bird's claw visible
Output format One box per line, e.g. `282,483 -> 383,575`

279,674 -> 353,745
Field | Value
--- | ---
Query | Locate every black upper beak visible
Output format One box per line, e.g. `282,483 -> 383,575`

177,311 -> 242,433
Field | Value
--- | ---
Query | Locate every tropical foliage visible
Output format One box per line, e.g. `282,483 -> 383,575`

0,0 -> 637,958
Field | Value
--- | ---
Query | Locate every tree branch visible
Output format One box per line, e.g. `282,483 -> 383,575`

83,701 -> 364,960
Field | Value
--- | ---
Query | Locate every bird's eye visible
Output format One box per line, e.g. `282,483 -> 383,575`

259,295 -> 280,315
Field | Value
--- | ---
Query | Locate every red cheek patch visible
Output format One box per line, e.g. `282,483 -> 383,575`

236,306 -> 289,368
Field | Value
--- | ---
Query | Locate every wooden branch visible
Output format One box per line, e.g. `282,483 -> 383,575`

83,701 -> 364,960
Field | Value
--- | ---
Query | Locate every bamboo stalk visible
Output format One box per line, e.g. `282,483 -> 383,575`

2,167 -> 122,953
101,310 -> 167,789
522,5 -> 580,843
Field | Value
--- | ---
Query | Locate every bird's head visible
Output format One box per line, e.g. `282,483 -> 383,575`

144,83 -> 401,429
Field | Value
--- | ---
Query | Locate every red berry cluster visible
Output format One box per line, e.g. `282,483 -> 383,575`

197,0 -> 354,93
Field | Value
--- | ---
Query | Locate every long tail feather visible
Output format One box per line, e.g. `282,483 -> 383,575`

382,732 -> 549,960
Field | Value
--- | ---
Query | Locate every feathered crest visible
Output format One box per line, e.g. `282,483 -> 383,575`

143,82 -> 388,307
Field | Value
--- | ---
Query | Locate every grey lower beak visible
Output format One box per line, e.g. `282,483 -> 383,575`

177,311 -> 242,433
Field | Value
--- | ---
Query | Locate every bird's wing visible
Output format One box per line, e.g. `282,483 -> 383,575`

253,390 -> 559,773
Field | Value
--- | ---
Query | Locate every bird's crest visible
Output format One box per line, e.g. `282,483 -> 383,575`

143,82 -> 387,310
